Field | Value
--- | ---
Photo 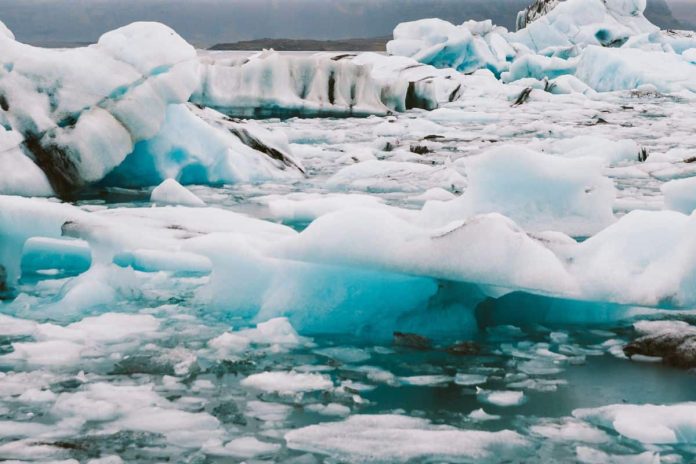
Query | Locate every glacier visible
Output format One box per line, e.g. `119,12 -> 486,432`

1,0 -> 696,462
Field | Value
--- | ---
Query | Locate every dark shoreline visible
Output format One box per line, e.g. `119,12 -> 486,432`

208,36 -> 390,52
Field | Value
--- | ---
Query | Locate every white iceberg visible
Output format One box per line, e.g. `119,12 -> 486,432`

387,18 -> 514,76
195,49 -> 439,117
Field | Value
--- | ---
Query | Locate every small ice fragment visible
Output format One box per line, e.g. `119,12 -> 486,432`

306,403 -> 351,417
314,346 -> 371,363
399,375 -> 452,387
220,436 -> 281,458
454,373 -> 487,386
241,371 -> 333,395
469,408 -> 500,421
531,419 -> 610,443
245,401 -> 292,422
151,178 -> 206,207
477,388 -> 526,407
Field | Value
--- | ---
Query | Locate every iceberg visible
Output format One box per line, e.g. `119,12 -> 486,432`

662,177 -> 696,214
386,18 -> 515,76
0,22 -> 304,197
101,103 -> 304,188
575,46 -> 696,93
421,146 -> 616,236
195,49 -> 440,117
0,21 -> 198,196
384,0 -> 696,95
511,0 -> 657,52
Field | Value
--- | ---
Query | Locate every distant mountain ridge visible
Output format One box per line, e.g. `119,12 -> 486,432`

209,37 -> 390,52
645,0 -> 685,29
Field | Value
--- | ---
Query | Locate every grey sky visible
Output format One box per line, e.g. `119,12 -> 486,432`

0,0 -> 692,47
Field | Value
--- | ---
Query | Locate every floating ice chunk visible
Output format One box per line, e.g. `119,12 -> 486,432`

314,347 -> 371,364
355,366 -> 398,385
503,54 -> 577,82
662,177 -> 696,214
306,403 -> 351,417
570,210 -> 696,306
352,52 -> 463,105
0,196 -> 87,285
104,104 -> 304,188
21,236 -> 92,275
209,317 -> 309,356
531,419 -> 610,443
195,49 -> 435,117
276,208 -> 575,299
257,193 -> 388,224
511,0 -> 657,52
51,382 -> 221,446
541,136 -> 640,165
241,371 -> 333,395
245,400 -> 292,422
208,436 -> 281,459
285,414 -> 528,461
208,332 -> 250,356
46,265 -> 139,314
0,22 -> 198,196
576,447 -> 660,464
576,46 -> 696,93
517,359 -> 563,375
469,408 -> 501,421
423,146 -> 616,236
4,340 -> 84,367
476,388 -> 526,407
151,178 -> 206,207
243,317 -> 310,349
114,407 -> 222,447
574,402 -> 696,444
87,456 -> 124,464
399,375 -> 452,387
39,313 -> 161,343
387,19 -> 512,76
0,314 -> 38,337
327,159 -> 466,194
454,373 -> 488,386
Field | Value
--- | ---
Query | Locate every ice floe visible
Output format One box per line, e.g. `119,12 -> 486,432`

574,402 -> 696,444
285,414 -> 528,462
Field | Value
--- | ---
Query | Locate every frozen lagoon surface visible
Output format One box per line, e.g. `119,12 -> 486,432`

3,0 -> 696,462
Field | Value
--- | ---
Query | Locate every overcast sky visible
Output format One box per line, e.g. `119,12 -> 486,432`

0,0 -> 692,47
